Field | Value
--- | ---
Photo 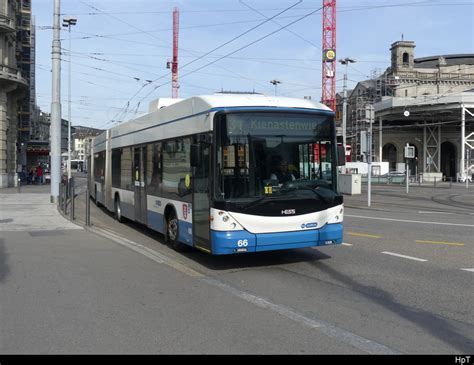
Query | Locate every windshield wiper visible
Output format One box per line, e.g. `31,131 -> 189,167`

280,183 -> 336,203
312,187 -> 336,203
239,196 -> 268,210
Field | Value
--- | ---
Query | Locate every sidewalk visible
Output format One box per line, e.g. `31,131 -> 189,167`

0,184 -> 80,232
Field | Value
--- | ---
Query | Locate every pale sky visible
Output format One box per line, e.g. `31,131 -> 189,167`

33,0 -> 474,129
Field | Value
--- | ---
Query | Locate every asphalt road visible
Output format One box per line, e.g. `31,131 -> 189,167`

66,176 -> 473,354
2,177 -> 472,354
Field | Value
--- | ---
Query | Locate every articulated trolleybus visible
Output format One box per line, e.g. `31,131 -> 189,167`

90,94 -> 345,255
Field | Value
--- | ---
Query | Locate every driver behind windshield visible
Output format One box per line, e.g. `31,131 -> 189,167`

270,157 -> 296,185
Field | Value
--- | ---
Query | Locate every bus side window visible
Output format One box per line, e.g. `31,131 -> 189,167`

163,137 -> 191,197
121,147 -> 132,190
146,142 -> 162,195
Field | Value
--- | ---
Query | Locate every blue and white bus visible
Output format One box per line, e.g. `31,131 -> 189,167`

90,94 -> 345,255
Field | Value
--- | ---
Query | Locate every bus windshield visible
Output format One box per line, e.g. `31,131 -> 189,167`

215,112 -> 337,201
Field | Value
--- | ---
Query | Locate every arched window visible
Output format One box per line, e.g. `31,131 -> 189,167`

382,143 -> 397,171
402,52 -> 409,66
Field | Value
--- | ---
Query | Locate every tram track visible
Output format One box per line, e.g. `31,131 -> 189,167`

430,193 -> 474,212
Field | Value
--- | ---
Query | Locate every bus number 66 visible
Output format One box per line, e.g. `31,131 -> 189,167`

237,239 -> 248,247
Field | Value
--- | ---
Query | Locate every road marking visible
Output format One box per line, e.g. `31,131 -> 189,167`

89,226 -> 399,354
346,214 -> 474,228
460,268 -> 474,273
341,242 -> 353,247
89,226 -> 204,278
202,277 -> 400,355
415,240 -> 465,247
382,251 -> 428,262
348,232 -> 381,239
418,211 -> 454,215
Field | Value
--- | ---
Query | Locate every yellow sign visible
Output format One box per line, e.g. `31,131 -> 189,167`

324,49 -> 336,61
185,174 -> 191,189
264,186 -> 273,195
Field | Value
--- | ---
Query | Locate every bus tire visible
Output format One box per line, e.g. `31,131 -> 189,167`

166,211 -> 188,252
114,195 -> 124,223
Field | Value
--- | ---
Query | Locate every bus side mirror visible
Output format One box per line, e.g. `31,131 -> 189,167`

337,145 -> 346,166
191,144 -> 201,167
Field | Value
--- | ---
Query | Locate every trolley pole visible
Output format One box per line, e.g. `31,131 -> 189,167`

50,0 -> 62,204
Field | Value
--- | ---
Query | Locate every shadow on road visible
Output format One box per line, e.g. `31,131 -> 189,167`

312,261 -> 473,353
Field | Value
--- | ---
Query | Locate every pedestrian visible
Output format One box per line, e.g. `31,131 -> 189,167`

28,168 -> 34,185
36,164 -> 43,185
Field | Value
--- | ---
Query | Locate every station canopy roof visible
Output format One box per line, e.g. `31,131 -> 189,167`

373,90 -> 474,127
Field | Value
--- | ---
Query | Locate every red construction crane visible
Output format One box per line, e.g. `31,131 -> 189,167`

172,7 -> 179,98
321,0 -> 336,111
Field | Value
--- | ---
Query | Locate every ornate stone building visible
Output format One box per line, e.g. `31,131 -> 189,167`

338,40 -> 474,180
0,0 -> 31,187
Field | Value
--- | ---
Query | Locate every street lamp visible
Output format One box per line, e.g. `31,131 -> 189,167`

339,57 -> 356,151
270,79 -> 281,96
62,16 -> 77,181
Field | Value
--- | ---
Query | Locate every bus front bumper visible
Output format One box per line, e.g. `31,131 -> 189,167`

210,223 -> 343,255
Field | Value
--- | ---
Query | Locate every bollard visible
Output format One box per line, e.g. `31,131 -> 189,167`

70,184 -> 75,220
59,182 -> 62,211
434,177 -> 436,188
18,177 -> 21,193
85,188 -> 91,226
61,182 -> 66,213
450,177 -> 452,189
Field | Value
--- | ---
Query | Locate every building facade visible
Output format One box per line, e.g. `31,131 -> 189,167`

338,40 -> 474,180
0,0 -> 30,187
72,126 -> 103,172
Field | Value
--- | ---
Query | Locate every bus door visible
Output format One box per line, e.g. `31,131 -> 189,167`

192,142 -> 211,252
133,146 -> 147,224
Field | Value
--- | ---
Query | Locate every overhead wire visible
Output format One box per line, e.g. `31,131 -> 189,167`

49,0 -> 473,129
108,0 -> 305,125
119,5 -> 325,124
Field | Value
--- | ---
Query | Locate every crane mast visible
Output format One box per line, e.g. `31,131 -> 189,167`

321,0 -> 336,111
172,7 -> 179,98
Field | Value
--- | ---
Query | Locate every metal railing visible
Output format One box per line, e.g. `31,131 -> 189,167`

59,177 -> 91,226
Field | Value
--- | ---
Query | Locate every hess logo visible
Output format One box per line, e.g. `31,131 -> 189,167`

281,209 -> 296,215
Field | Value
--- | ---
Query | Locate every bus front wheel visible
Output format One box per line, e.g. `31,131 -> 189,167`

115,196 -> 124,223
166,212 -> 188,252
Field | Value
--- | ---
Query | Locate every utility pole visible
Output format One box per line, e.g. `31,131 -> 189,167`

366,105 -> 374,207
270,80 -> 281,96
50,0 -> 61,204
63,17 -> 77,182
339,57 -> 356,151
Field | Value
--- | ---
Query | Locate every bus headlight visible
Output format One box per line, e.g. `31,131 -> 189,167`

211,209 -> 244,231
